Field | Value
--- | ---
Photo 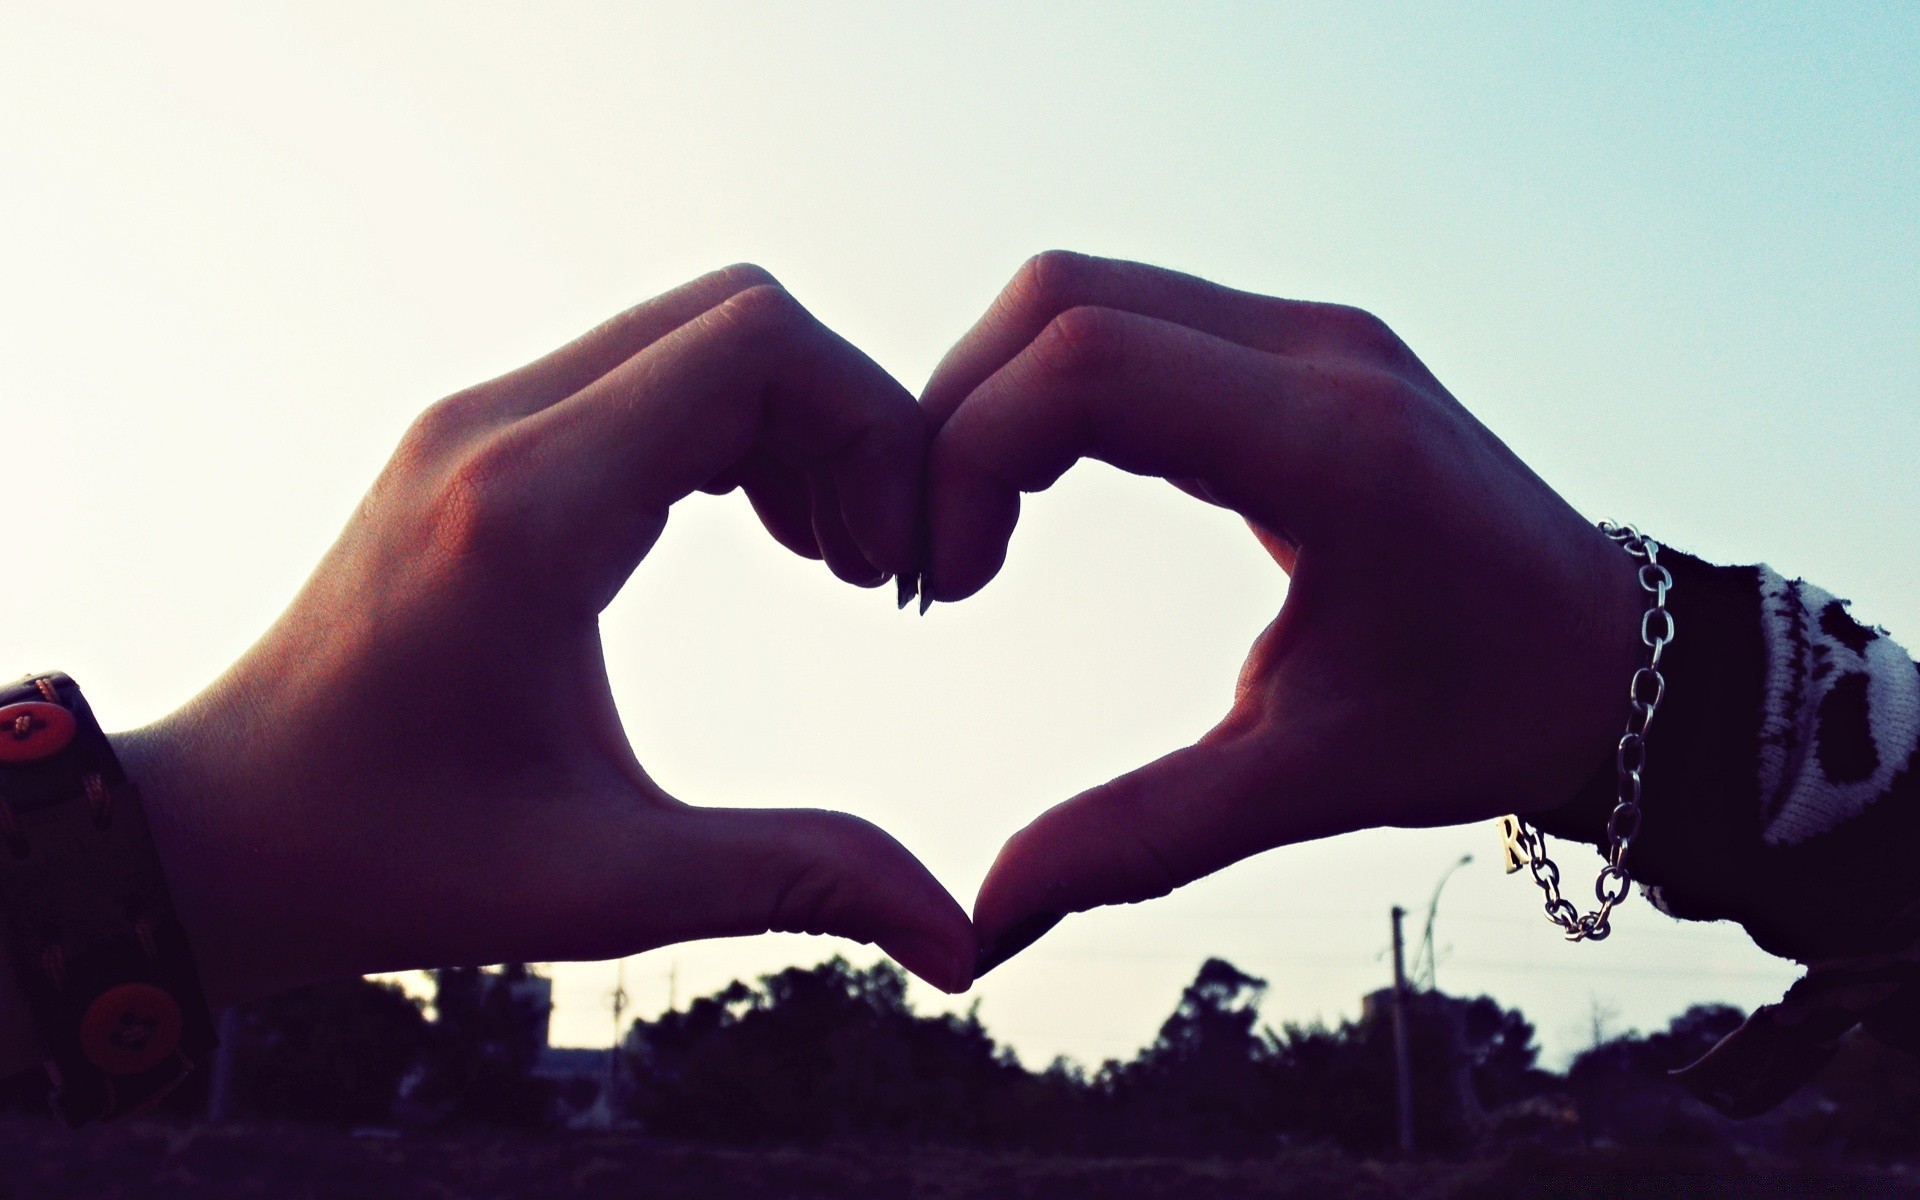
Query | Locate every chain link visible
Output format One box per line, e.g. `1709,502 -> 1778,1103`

1506,522 -> 1672,942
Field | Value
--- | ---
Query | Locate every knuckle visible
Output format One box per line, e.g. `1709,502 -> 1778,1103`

708,261 -> 780,293
1315,303 -> 1410,364
1026,781 -> 1183,903
1315,302 -> 1389,340
766,814 -> 888,937
1339,365 -> 1425,431
1031,305 -> 1127,380
392,393 -> 487,475
767,861 -> 857,937
1009,248 -> 1094,317
711,281 -> 807,337
1327,365 -> 1443,478
598,265 -> 786,343
424,430 -> 537,563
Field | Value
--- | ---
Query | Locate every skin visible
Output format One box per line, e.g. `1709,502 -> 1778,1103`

0,251 -> 1645,1072
1,266 -> 977,1077
919,251 -> 1646,965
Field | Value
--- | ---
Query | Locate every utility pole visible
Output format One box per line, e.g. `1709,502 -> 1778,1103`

1390,904 -> 1415,1156
577,960 -> 632,1131
607,959 -> 629,1089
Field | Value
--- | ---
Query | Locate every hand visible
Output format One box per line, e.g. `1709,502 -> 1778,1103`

922,251 -> 1645,967
120,266 -> 977,1004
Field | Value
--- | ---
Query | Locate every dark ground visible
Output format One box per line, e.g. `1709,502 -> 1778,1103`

1,1119 -> 1916,1200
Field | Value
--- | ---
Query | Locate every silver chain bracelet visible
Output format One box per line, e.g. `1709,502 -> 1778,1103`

1498,522 -> 1674,942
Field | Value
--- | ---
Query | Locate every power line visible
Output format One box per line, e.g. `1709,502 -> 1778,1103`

1025,947 -> 1793,982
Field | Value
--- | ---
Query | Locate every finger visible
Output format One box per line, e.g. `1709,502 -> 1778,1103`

521,283 -> 928,578
455,264 -> 781,423
733,451 -> 824,562
926,306 -> 1387,600
709,453 -> 898,585
923,251 -> 1383,427
665,806 -> 977,994
808,469 -> 887,587
971,733 -> 1337,974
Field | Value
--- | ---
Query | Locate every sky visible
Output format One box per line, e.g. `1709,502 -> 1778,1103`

2,2 -> 1916,1069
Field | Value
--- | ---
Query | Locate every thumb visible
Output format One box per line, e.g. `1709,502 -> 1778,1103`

973,735 -> 1318,976
662,806 -> 977,994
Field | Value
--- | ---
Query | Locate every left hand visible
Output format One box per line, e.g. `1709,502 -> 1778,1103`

118,265 -> 978,1005
919,252 -> 1644,967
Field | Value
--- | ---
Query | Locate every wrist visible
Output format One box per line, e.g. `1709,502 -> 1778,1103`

1511,519 -> 1657,829
112,660 -> 392,1009
111,712 -> 268,1010
1531,548 -> 1768,901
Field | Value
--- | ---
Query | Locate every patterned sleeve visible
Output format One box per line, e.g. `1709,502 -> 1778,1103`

1531,545 -> 1920,1117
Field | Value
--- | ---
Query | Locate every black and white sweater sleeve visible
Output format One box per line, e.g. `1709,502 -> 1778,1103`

1533,546 -> 1920,1117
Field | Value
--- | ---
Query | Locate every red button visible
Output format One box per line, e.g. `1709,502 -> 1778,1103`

78,984 -> 183,1075
0,702 -> 76,764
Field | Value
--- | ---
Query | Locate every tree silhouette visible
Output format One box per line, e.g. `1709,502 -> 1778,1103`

1101,958 -> 1282,1151
1264,990 -> 1550,1155
227,976 -> 429,1126
1566,1004 -> 1749,1146
622,957 -> 1029,1143
1458,994 -> 1554,1108
618,955 -> 1572,1156
39,946 -> 1897,1162
407,963 -> 556,1129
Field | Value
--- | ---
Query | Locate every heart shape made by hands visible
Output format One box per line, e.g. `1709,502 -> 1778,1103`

898,252 -> 1644,975
140,254 -> 1643,1013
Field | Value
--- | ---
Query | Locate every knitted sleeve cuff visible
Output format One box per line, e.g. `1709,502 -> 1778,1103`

1533,546 -> 1920,959
1529,543 -> 1920,1116
1752,571 -> 1920,848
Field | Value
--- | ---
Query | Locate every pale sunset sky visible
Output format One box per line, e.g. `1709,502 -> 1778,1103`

3,3 -> 1915,1068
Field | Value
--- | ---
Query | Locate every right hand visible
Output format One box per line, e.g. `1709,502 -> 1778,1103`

921,251 -> 1646,967
122,265 -> 979,1007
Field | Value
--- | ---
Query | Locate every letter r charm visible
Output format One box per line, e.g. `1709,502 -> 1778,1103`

1496,815 -> 1528,874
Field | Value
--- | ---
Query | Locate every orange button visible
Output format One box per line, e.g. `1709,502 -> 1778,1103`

0,702 -> 76,764
78,984 -> 183,1075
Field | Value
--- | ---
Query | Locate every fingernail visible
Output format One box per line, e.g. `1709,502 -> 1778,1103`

890,931 -> 973,994
974,911 -> 1065,978
896,572 -> 917,611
